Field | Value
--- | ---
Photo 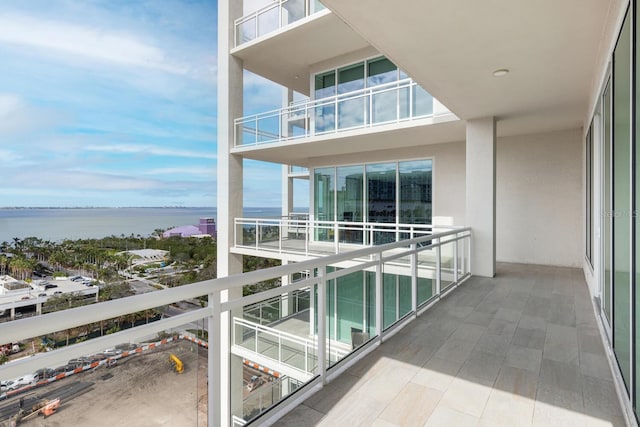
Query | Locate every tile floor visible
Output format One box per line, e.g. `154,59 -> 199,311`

275,263 -> 627,427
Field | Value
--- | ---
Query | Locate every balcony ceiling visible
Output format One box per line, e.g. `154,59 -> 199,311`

231,11 -> 370,96
320,0 -> 617,136
232,117 -> 466,166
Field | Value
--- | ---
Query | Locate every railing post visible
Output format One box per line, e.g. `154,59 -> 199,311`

317,266 -> 327,384
411,243 -> 417,316
375,253 -> 383,341
435,238 -> 441,296
453,238 -> 459,283
256,221 -> 259,251
467,232 -> 472,276
208,291 -> 221,427
334,221 -> 339,254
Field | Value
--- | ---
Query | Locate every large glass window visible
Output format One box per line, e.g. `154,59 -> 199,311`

612,9 -> 631,394
367,163 -> 397,244
399,160 -> 432,224
367,57 -> 398,87
604,79 -> 612,325
337,165 -> 364,243
314,167 -> 334,241
586,124 -> 593,266
313,160 -> 433,244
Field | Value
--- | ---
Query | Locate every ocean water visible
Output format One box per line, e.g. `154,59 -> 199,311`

0,207 -> 284,243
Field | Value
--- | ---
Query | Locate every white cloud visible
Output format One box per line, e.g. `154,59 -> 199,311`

0,13 -> 186,74
0,93 -> 65,136
142,166 -> 216,176
85,144 -> 216,160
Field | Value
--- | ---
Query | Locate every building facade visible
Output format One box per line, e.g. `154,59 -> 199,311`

218,0 -> 639,425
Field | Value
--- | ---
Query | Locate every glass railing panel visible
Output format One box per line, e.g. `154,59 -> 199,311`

232,289 -> 316,424
372,87 -> 398,124
0,322 -> 205,426
417,245 -> 437,305
257,6 -> 280,38
313,104 -> 336,134
399,85 -> 411,119
337,97 -> 366,130
239,222 -> 257,246
312,0 -> 325,13
412,85 -> 434,117
235,80 -> 447,147
327,270 -> 370,368
440,237 -> 455,291
282,0 -> 306,26
237,19 -> 257,46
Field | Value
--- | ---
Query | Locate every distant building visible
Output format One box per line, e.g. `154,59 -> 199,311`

162,217 -> 216,239
121,249 -> 169,266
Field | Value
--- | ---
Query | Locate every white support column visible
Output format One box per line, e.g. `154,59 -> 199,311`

317,266 -> 327,384
375,253 -> 383,341
466,117 -> 496,278
217,0 -> 244,424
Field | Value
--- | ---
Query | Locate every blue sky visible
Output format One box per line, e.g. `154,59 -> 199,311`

0,0 -> 285,207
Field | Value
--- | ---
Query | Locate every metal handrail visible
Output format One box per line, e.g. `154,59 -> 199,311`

0,226 -> 472,426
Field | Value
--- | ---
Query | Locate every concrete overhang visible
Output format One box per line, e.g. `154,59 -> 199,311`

321,0 -> 619,136
231,115 -> 465,166
231,9 -> 371,96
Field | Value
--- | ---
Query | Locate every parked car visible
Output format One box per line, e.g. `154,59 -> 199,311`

33,368 -> 55,380
53,291 -> 63,295
12,374 -> 36,388
44,284 -> 58,289
38,293 -> 47,297
1,380 -> 17,391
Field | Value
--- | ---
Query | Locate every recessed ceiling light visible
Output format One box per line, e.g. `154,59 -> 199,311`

294,75 -> 300,79
493,69 -> 509,77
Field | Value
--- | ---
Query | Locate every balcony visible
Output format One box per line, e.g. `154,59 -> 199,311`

235,0 -> 326,48
233,79 -> 463,164
233,216 -> 460,260
231,3 -> 369,95
0,228 -> 473,426
276,263 -> 626,426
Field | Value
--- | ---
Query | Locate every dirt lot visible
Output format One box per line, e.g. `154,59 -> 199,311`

21,341 -> 208,427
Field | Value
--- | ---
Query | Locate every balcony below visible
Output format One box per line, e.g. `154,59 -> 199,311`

276,263 -> 626,427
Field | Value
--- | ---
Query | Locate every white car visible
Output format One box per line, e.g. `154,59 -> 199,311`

1,380 -> 18,391
13,374 -> 36,388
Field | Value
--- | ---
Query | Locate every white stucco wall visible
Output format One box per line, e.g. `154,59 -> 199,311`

496,129 -> 582,267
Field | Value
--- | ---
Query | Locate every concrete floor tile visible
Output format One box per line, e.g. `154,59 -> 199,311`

317,393 -> 385,427
412,356 -> 464,391
494,366 -> 538,400
479,388 -> 534,427
518,315 -> 547,331
433,338 -> 476,362
424,406 -> 479,427
450,323 -> 487,344
378,382 -> 442,427
504,345 -> 542,373
539,359 -> 582,395
582,375 -> 623,419
458,350 -> 503,387
494,307 -> 522,323
440,377 -> 492,417
486,318 -> 518,338
511,327 -> 546,350
356,361 -> 417,403
544,324 -> 579,366
465,310 -> 495,327
580,352 -> 612,380
473,332 -> 511,357
275,404 -> 325,427
305,373 -> 361,414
